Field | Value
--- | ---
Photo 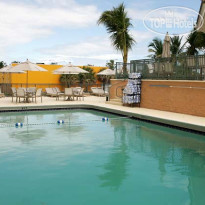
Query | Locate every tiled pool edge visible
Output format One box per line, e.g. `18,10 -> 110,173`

0,104 -> 204,134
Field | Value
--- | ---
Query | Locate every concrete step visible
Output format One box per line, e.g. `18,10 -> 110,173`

106,101 -> 122,106
106,98 -> 122,106
110,98 -> 122,102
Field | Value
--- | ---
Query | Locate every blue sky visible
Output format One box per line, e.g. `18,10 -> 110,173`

0,0 -> 201,66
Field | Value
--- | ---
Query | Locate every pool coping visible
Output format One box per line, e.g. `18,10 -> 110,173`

0,104 -> 204,134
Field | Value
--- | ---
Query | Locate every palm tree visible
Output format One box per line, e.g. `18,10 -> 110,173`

98,3 -> 135,74
148,38 -> 163,58
170,36 -> 185,56
0,61 -> 6,69
106,60 -> 115,70
186,31 -> 205,55
59,74 -> 78,88
78,67 -> 96,84
78,67 -> 96,91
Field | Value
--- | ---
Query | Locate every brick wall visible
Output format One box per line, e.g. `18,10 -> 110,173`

109,79 -> 128,99
110,79 -> 205,117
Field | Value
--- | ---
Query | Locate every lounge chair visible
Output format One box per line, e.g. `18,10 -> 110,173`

45,88 -> 58,97
64,88 -> 73,101
90,87 -> 97,96
45,88 -> 52,96
11,87 -> 17,102
74,88 -> 84,101
72,87 -> 81,95
55,87 -> 64,101
55,87 -> 64,95
52,88 -> 58,95
16,88 -> 26,103
91,87 -> 105,96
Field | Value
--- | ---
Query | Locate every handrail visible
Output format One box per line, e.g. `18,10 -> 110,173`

108,79 -> 127,99
116,85 -> 126,98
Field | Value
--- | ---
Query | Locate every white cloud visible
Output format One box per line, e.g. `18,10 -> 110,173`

0,0 -> 100,48
0,0 -> 160,65
37,29 -> 155,65
128,8 -> 149,21
38,36 -> 122,63
131,30 -> 155,43
33,0 -> 79,8
129,30 -> 156,58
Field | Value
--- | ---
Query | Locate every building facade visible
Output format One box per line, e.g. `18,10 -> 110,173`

196,0 -> 205,32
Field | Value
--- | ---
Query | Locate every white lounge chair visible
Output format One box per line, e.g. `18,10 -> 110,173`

91,87 -> 105,96
55,87 -> 64,100
74,88 -> 84,101
55,87 -> 64,95
72,87 -> 81,95
46,88 -> 58,97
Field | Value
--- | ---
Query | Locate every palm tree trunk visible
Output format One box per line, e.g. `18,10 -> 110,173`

123,52 -> 128,74
122,14 -> 128,75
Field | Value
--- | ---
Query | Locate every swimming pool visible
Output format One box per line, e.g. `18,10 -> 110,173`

0,109 -> 205,205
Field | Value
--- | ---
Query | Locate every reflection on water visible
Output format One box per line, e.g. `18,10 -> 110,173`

2,110 -> 84,143
99,118 -> 205,204
98,124 -> 129,190
9,128 -> 47,144
0,110 -> 205,205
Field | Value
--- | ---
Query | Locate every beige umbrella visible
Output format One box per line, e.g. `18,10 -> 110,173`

97,69 -> 115,76
0,65 -> 25,83
0,65 -> 11,74
0,66 -> 8,84
97,69 -> 115,91
0,65 -> 25,93
11,59 -> 47,87
162,32 -> 171,58
0,65 -> 25,73
53,63 -> 89,88
53,63 -> 88,74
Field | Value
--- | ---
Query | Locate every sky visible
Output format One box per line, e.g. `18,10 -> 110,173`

0,0 -> 201,66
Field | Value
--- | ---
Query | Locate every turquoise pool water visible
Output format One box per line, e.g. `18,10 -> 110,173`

0,109 -> 205,205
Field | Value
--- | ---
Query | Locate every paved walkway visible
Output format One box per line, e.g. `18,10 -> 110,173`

0,96 -> 204,133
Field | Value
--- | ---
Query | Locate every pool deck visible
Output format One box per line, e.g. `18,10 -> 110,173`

0,96 -> 204,133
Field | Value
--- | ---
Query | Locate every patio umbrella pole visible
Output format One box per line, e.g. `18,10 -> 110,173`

27,71 -> 28,88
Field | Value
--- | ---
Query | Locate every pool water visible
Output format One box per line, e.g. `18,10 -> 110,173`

0,109 -> 205,205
